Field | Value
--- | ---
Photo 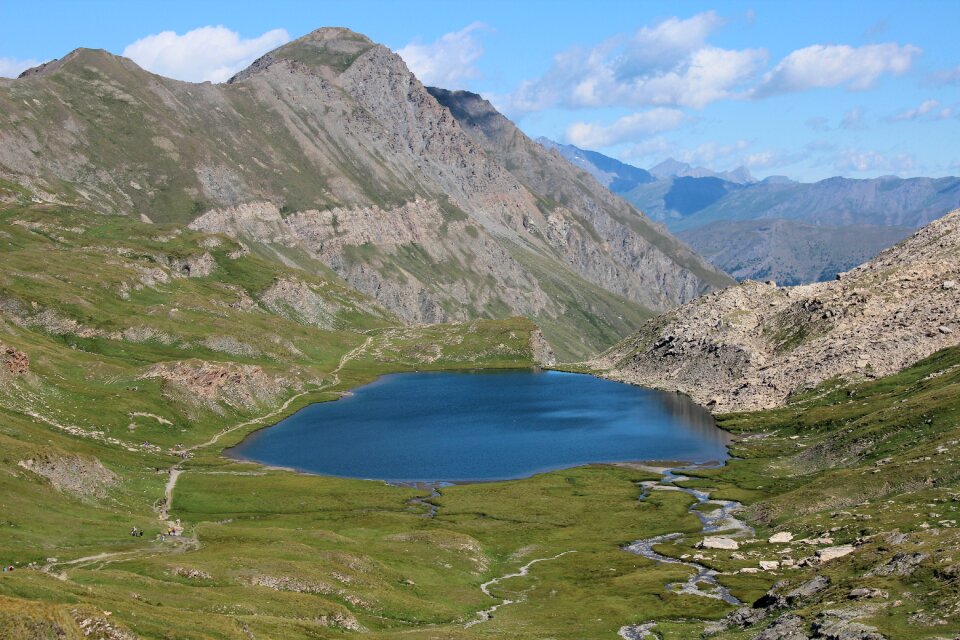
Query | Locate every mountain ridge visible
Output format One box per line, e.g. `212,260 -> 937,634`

542,139 -> 960,284
649,157 -> 755,184
0,30 -> 732,359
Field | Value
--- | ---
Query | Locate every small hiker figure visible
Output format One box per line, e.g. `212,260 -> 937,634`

130,526 -> 137,537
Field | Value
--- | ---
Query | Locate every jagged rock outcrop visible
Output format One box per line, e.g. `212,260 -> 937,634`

0,27 -> 731,358
259,277 -> 343,329
599,210 -> 960,412
530,329 -> 556,366
139,360 -> 298,411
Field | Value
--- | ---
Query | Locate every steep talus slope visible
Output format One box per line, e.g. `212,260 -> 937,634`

599,209 -> 960,411
0,28 -> 730,359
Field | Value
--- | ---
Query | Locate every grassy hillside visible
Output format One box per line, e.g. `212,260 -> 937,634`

1,192 -> 959,637
1,188 -> 958,638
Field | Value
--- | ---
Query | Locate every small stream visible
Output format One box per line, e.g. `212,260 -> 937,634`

622,469 -> 754,606
404,483 -> 441,518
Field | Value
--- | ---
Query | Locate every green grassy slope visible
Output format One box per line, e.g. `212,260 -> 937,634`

1,192 -> 958,638
5,335 -> 959,638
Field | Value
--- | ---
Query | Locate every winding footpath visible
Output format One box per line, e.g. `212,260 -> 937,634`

465,550 -> 577,628
160,334 -> 374,521
45,335 -> 376,578
618,469 -> 754,639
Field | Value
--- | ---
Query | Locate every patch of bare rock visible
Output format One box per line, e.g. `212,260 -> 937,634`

18,454 -> 117,497
708,575 -> 891,640
170,566 -> 212,581
246,575 -> 366,630
599,209 -> 960,412
71,608 -> 138,640
1,342 -> 29,375
260,277 -> 342,329
139,360 -> 297,411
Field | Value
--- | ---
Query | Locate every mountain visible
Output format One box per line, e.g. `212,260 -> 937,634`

550,143 -> 960,285
0,28 -> 731,359
629,174 -> 960,231
649,157 -> 755,184
539,144 -> 960,285
598,209 -> 960,412
535,137 -> 655,192
631,174 -> 960,284
678,219 -> 914,284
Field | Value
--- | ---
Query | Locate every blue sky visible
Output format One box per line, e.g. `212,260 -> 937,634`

2,0 -> 958,181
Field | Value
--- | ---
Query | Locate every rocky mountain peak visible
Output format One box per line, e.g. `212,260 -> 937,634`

16,48 -> 134,80
230,26 -> 376,83
426,87 -> 507,139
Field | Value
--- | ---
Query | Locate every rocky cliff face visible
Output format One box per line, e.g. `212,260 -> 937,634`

427,88 -> 731,311
598,209 -> 960,411
0,27 -> 731,358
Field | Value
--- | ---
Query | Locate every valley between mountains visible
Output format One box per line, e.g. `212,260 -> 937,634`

1,26 -> 959,640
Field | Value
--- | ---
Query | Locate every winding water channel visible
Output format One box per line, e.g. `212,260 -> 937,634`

619,469 -> 755,638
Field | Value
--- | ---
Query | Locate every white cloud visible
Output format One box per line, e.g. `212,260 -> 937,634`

122,26 -> 290,83
741,149 -> 807,170
833,148 -> 915,173
619,136 -> 673,163
0,57 -> 41,78
928,64 -> 960,85
840,106 -> 867,130
890,99 -> 954,122
507,12 -> 767,113
805,116 -> 830,132
753,42 -> 921,97
396,23 -> 487,88
565,108 -> 685,148
676,140 -> 751,166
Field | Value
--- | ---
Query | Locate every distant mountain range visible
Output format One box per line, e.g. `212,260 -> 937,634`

536,138 -> 656,192
541,139 -> 960,285
647,157 -> 755,184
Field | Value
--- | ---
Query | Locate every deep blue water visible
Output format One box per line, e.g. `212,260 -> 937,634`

228,370 -> 730,483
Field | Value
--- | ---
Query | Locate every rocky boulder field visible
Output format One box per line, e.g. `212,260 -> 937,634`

599,209 -> 960,412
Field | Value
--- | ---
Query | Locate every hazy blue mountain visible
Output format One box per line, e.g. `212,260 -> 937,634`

536,138 -> 655,192
678,219 -> 915,285
649,158 -> 755,184
536,142 -> 960,285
